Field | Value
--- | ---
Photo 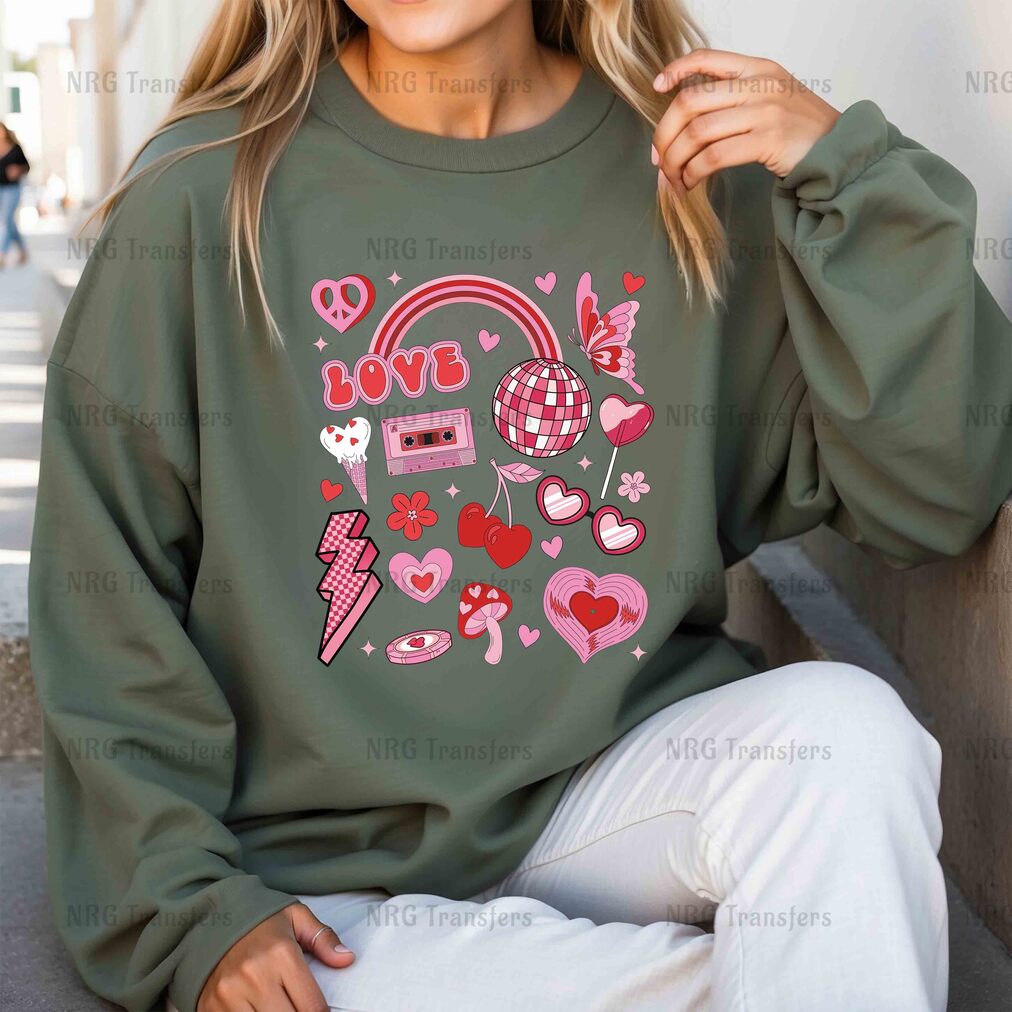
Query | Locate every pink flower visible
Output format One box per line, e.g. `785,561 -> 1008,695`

386,491 -> 438,541
617,470 -> 650,503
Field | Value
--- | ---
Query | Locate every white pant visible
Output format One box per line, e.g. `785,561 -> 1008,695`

298,662 -> 946,1010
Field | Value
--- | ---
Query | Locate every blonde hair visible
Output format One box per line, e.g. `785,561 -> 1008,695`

93,0 -> 726,341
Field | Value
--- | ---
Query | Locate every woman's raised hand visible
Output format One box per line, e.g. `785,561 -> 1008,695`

198,903 -> 355,1012
651,48 -> 841,191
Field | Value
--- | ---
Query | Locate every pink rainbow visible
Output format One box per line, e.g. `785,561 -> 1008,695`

369,275 -> 563,360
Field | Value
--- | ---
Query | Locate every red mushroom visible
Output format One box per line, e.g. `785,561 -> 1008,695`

458,582 -> 512,664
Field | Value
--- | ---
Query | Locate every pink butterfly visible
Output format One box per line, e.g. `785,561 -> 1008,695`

568,271 -> 643,394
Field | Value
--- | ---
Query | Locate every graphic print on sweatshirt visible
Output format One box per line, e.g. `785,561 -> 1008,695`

310,270 -> 653,669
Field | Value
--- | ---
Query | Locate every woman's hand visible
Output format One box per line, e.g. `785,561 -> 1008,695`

198,902 -> 355,1012
651,49 -> 841,192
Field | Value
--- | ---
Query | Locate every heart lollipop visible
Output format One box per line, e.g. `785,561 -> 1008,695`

598,395 -> 653,499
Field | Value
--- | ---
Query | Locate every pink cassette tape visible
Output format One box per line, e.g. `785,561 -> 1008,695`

381,408 -> 477,475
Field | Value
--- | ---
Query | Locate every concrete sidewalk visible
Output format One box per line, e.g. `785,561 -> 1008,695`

0,224 -> 78,757
0,221 -> 79,608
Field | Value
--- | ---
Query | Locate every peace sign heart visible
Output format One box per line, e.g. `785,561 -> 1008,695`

311,274 -> 376,333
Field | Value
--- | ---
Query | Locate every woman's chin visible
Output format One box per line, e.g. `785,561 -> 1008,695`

348,0 -> 520,57
369,21 -> 478,57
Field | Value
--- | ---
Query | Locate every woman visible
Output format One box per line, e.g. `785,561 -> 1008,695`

0,122 -> 30,265
30,1 -> 1011,1010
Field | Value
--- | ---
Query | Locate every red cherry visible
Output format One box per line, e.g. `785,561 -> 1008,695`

457,502 -> 500,548
483,522 -> 532,569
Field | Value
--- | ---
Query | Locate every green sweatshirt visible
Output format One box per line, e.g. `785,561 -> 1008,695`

29,62 -> 1011,1011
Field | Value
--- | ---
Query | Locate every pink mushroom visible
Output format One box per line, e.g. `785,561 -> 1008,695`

458,582 -> 513,664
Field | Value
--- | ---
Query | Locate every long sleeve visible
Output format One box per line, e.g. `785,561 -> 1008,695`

29,155 -> 293,1011
720,100 -> 1012,567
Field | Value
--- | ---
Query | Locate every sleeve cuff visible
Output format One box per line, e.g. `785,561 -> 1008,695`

779,99 -> 897,202
168,876 -> 295,1012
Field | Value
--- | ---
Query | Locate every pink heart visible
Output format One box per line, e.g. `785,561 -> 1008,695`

389,549 -> 453,603
518,624 -> 541,648
543,568 -> 648,664
599,395 -> 654,448
540,535 -> 563,559
478,328 -> 501,352
535,271 -> 557,295
536,476 -> 591,525
591,506 -> 645,555
311,274 -> 376,333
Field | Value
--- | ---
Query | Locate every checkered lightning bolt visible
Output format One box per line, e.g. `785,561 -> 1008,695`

316,510 -> 382,664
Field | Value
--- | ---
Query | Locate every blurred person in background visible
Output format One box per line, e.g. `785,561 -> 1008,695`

0,122 -> 30,265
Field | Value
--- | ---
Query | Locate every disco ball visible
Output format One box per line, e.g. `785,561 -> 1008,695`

491,358 -> 591,458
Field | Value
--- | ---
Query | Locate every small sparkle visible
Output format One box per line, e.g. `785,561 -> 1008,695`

631,644 -> 646,661
387,271 -> 402,286
577,455 -> 593,471
445,482 -> 461,499
361,641 -> 376,657
313,336 -> 329,352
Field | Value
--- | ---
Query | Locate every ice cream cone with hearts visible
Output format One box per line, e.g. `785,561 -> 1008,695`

320,417 -> 372,504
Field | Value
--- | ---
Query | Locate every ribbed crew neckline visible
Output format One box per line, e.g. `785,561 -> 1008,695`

309,58 -> 616,173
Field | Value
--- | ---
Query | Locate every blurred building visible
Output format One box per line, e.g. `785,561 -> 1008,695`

66,0 -> 214,204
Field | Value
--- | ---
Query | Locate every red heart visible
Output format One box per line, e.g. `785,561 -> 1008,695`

622,271 -> 645,295
410,572 -> 435,593
347,419 -> 357,427
569,591 -> 619,633
350,438 -> 359,446
320,480 -> 344,501
483,522 -> 532,569
408,636 -> 425,648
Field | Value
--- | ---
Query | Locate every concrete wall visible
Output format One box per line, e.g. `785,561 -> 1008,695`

72,0 -> 216,199
800,503 -> 1012,948
691,0 -> 1012,316
110,0 -> 215,173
